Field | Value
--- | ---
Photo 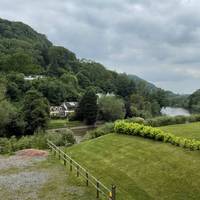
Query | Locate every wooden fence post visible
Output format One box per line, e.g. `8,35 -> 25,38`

59,150 -> 61,160
70,159 -> 72,171
86,172 -> 89,186
64,154 -> 66,166
112,185 -> 116,200
96,181 -> 99,199
77,166 -> 79,177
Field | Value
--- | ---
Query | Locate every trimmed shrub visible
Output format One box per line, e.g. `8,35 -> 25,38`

114,121 -> 200,151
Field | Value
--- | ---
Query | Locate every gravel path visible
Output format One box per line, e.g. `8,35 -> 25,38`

0,171 -> 49,200
0,155 -> 46,170
0,151 -> 49,200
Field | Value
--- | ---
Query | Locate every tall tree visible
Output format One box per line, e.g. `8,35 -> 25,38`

23,90 -> 49,134
78,88 -> 98,125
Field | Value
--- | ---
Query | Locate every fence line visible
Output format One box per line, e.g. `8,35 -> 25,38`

47,139 -> 116,200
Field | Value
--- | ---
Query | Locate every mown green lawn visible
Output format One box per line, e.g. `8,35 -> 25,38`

48,119 -> 84,129
160,122 -> 200,140
65,134 -> 200,200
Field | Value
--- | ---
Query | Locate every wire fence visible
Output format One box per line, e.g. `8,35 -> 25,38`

47,139 -> 116,200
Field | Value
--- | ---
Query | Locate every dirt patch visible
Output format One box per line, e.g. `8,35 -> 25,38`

16,149 -> 48,157
0,149 -> 48,171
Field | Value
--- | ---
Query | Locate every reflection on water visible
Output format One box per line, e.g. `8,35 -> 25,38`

161,107 -> 190,117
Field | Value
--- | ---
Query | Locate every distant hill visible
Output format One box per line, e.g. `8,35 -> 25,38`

128,74 -> 159,93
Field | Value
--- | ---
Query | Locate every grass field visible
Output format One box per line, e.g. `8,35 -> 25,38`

65,134 -> 200,200
0,154 -> 95,200
48,119 -> 84,129
160,122 -> 200,140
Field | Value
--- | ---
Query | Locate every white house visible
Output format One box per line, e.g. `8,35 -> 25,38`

50,102 -> 78,118
24,75 -> 44,81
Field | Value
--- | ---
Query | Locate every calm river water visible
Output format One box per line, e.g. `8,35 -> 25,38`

161,107 -> 190,116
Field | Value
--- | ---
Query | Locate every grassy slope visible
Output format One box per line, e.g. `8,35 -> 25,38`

48,119 -> 84,129
160,122 -> 200,140
66,134 -> 200,200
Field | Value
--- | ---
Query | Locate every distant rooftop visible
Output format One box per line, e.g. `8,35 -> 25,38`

24,75 -> 44,81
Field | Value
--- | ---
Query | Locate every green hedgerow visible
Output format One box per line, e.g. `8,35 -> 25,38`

114,121 -> 200,151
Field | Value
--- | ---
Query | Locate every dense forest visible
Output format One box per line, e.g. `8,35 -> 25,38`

0,18 -> 197,137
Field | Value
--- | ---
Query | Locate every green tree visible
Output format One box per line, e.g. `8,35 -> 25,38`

115,74 -> 136,97
23,90 -> 49,135
98,96 -> 125,121
77,88 -> 98,125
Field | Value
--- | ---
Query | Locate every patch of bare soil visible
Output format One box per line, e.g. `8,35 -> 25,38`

16,149 -> 48,157
0,149 -> 48,170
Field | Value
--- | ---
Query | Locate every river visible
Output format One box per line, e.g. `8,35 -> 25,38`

161,107 -> 190,117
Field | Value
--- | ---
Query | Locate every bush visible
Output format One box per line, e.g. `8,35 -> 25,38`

98,96 -> 125,121
114,121 -> 200,151
145,114 -> 200,127
125,117 -> 145,124
0,129 -> 76,154
86,123 -> 114,139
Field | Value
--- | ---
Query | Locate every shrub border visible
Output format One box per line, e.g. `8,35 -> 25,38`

114,121 -> 200,151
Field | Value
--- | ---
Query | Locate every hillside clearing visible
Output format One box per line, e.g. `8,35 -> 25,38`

65,134 -> 200,200
160,122 -> 200,140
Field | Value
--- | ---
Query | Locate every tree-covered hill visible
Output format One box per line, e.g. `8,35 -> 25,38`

0,17 -> 186,137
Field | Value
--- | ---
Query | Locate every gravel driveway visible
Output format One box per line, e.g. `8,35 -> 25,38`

0,151 -> 49,200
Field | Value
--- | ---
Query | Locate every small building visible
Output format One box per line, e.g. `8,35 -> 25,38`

96,92 -> 115,98
24,75 -> 44,81
50,102 -> 78,118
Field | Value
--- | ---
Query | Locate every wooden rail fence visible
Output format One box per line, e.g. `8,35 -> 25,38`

47,139 -> 116,200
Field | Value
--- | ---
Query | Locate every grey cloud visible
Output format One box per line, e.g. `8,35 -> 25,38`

1,0 -> 200,93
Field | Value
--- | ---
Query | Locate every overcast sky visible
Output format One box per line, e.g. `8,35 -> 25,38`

1,0 -> 200,94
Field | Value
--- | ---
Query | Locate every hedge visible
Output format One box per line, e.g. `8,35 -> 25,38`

146,115 -> 200,127
125,114 -> 200,127
114,121 -> 200,150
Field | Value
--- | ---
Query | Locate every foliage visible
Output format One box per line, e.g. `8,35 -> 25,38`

0,17 -> 189,137
188,89 -> 200,113
115,73 -> 135,97
23,90 -> 50,134
34,77 -> 79,105
146,115 -> 200,127
125,117 -> 145,124
0,129 -> 76,154
76,88 -> 98,125
114,121 -> 200,150
86,123 -> 114,139
98,95 -> 125,121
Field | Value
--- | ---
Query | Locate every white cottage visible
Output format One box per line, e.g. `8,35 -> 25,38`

50,102 -> 78,118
